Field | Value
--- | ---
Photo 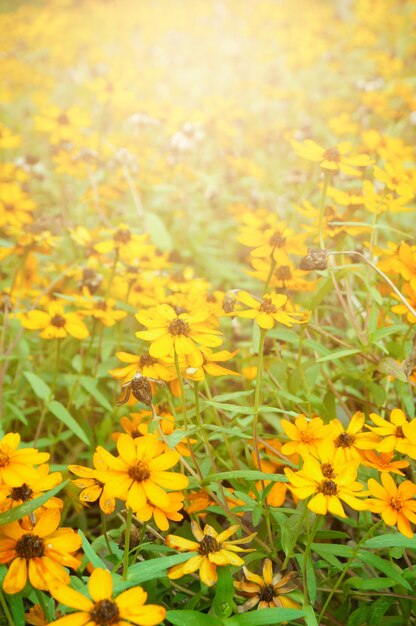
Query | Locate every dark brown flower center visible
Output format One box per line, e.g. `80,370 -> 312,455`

321,463 -> 336,479
323,147 -> 341,162
168,319 -> 190,336
90,599 -> 120,625
11,484 -> 33,501
276,266 -> 292,281
389,495 -> 403,512
198,535 -> 220,555
318,479 -> 338,496
140,353 -> 156,366
51,314 -> 66,328
114,229 -> 131,244
334,433 -> 355,448
395,426 -> 405,438
15,534 -> 44,559
0,448 -> 10,468
57,113 -> 69,125
4,203 -> 13,212
128,460 -> 151,482
269,231 -> 286,248
96,300 -> 107,310
259,298 -> 276,314
259,585 -> 274,602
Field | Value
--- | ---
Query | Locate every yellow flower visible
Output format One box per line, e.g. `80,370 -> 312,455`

185,347 -> 239,381
367,473 -> 416,538
284,454 -> 367,518
374,162 -> 414,197
94,225 -> 152,261
136,304 -> 222,358
96,433 -> 188,512
69,453 -> 116,516
0,433 -> 49,487
328,412 -> 379,463
0,123 -> 21,149
391,282 -> 416,324
109,351 -> 174,383
0,464 -> 62,516
280,415 -> 331,458
34,105 -> 90,144
291,139 -> 372,176
50,567 -> 165,626
166,521 -> 255,587
234,292 -> 309,330
0,182 -> 36,228
0,509 -> 81,594
367,408 -> 416,459
247,258 -> 315,292
18,301 -> 89,340
234,559 -> 299,611
77,293 -> 127,327
238,222 -> 307,264
361,451 -> 409,476
134,491 -> 185,531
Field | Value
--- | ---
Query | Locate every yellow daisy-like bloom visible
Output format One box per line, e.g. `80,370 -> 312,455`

361,451 -> 409,476
280,415 -> 331,458
0,123 -> 21,149
367,408 -> 416,459
166,521 -> 256,587
135,491 -> 185,531
284,454 -> 367,518
374,162 -> 414,197
77,294 -> 127,327
185,347 -> 239,381
96,433 -> 188,513
94,225 -> 152,261
328,412 -> 379,463
34,105 -> 90,145
18,301 -> 89,340
0,464 -> 62,515
0,182 -> 36,228
234,292 -> 309,330
238,222 -> 307,265
136,304 -> 223,358
109,351 -> 174,383
234,559 -> 299,612
0,509 -> 81,594
391,282 -> 416,324
247,258 -> 315,292
50,567 -> 166,626
0,433 -> 49,487
367,473 -> 416,538
291,139 -> 372,176
69,453 -> 116,515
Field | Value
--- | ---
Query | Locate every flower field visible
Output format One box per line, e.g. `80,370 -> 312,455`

1,0 -> 416,624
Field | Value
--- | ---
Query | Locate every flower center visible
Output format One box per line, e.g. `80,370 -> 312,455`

4,203 -> 13,212
259,298 -> 276,314
15,534 -> 44,559
11,484 -> 33,501
168,319 -> 190,336
140,353 -> 156,366
51,314 -> 66,328
395,426 -> 405,438
114,229 -> 131,244
321,463 -> 336,479
259,585 -> 275,602
198,535 -> 220,555
269,231 -> 286,248
96,300 -> 107,310
299,431 -> 313,443
276,266 -> 292,281
318,479 -> 338,496
323,147 -> 341,162
128,460 -> 151,482
334,433 -> 355,448
90,599 -> 120,626
389,495 -> 403,512
57,113 -> 69,125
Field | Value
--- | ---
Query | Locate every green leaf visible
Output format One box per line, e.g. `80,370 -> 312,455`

166,611 -> 223,626
213,566 -> 234,618
146,212 -> 173,251
47,400 -> 90,445
363,534 -> 416,550
80,377 -> 113,411
78,530 -> 107,569
127,552 -> 198,584
303,605 -> 319,626
357,549 -> 411,590
316,349 -> 362,363
204,471 -> 288,484
376,357 -> 407,382
224,608 -> 304,625
23,371 -> 51,401
0,480 -> 68,526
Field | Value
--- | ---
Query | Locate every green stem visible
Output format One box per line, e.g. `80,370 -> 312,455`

253,328 -> 267,470
0,589 -> 14,626
51,338 -> 61,395
318,174 -> 330,250
123,507 -> 133,580
303,515 -> 320,607
101,509 -> 114,556
318,519 -> 383,622
264,258 -> 277,294
282,502 -> 308,569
